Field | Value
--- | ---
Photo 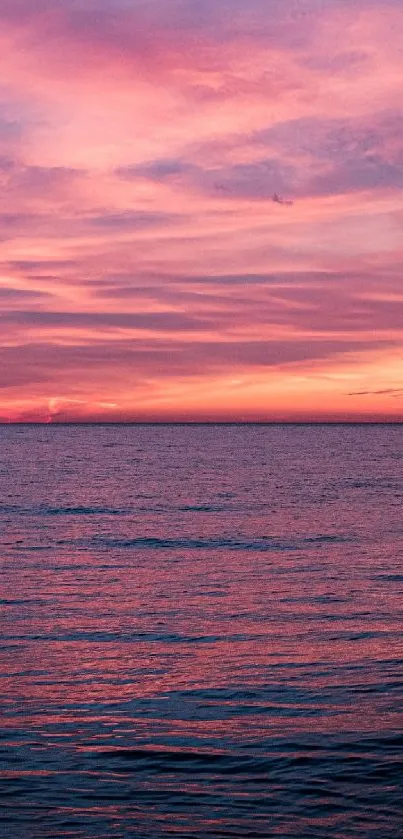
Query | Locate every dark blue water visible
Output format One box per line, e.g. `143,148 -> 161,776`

1,424 -> 402,838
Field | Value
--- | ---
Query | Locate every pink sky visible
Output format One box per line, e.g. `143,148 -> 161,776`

1,0 -> 402,421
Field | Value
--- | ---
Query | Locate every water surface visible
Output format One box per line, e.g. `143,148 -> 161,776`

1,425 -> 402,837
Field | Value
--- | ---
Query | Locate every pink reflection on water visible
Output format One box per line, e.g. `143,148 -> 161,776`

1,425 -> 402,837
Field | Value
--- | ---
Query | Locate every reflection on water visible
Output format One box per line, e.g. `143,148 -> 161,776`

1,424 -> 402,837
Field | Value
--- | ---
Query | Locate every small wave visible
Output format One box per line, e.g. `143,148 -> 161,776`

88,533 -> 354,552
0,504 -> 127,517
178,504 -> 226,513
89,535 -> 292,551
41,505 -> 126,516
304,534 -> 353,544
90,747 -> 228,767
83,740 -> 403,787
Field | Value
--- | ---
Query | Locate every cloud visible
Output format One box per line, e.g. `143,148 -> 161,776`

0,116 -> 22,144
122,157 -> 297,200
348,387 -> 403,396
89,210 -> 181,230
87,267 -> 403,336
0,309 -> 212,333
0,286 -> 51,299
0,333 -> 395,392
0,160 -> 86,210
255,110 -> 403,197
119,108 -> 403,202
0,0 -> 402,419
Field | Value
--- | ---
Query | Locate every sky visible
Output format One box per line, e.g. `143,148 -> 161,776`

1,0 -> 402,422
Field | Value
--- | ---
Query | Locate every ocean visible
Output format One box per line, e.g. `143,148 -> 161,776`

1,424 -> 402,838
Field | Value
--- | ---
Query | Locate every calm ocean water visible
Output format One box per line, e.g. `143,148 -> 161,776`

1,424 -> 402,838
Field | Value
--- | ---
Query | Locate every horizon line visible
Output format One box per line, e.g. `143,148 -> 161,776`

1,420 -> 402,427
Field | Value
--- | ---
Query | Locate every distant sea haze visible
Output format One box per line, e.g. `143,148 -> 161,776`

1,424 -> 402,838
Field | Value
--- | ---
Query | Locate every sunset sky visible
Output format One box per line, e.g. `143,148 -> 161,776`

1,0 -> 402,422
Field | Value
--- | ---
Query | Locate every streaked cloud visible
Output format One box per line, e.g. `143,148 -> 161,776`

0,0 -> 402,420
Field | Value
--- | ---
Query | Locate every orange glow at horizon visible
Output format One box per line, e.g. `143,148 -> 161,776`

0,0 -> 402,422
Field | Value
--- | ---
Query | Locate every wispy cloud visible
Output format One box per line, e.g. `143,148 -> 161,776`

348,388 -> 403,396
0,0 -> 402,419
